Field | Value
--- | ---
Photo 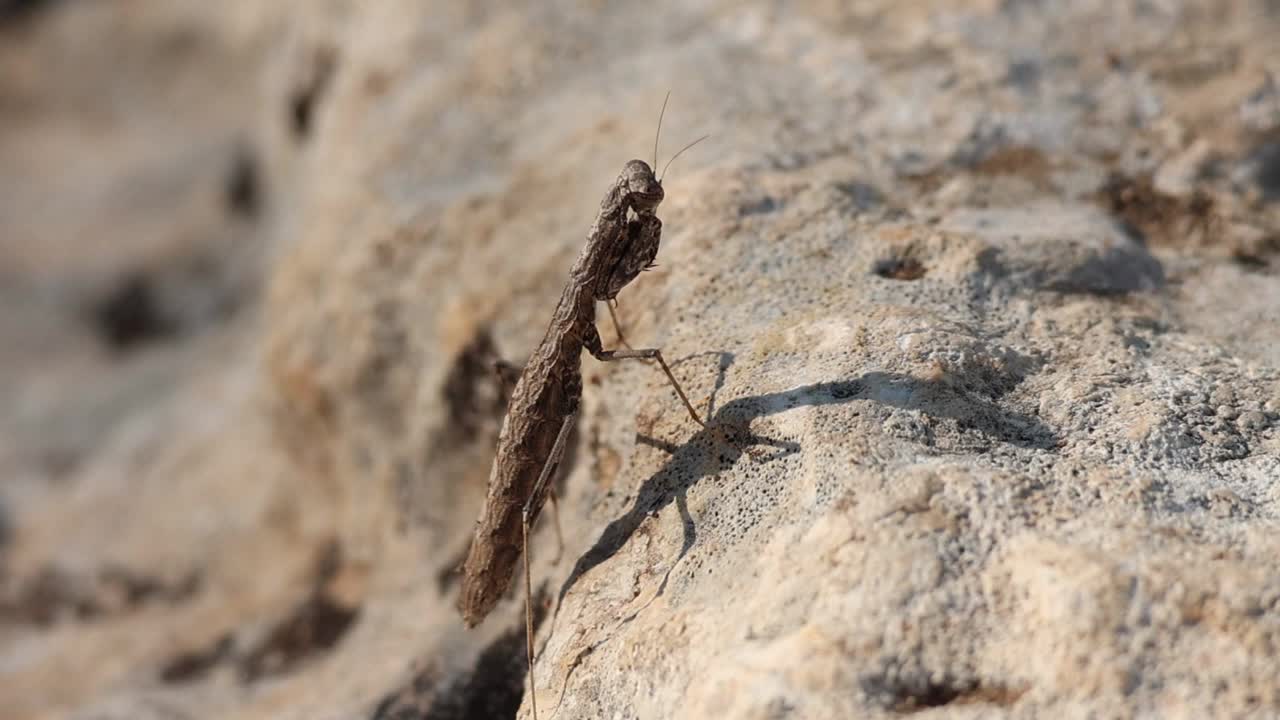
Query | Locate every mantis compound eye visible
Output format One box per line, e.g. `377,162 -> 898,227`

621,159 -> 664,213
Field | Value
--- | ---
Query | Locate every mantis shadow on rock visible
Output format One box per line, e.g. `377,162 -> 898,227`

557,368 -> 1058,606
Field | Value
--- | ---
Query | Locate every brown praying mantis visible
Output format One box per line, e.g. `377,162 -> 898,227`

457,96 -> 707,719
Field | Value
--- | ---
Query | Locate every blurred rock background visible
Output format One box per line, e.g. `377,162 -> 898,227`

1,1 -> 1278,718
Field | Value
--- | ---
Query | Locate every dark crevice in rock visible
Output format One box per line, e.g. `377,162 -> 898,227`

1094,172 -> 1216,250
237,541 -> 363,682
439,330 -> 516,447
371,586 -> 549,720
92,272 -> 180,351
0,565 -> 200,626
289,47 -> 338,141
874,256 -> 927,280
160,634 -> 234,684
225,146 -> 262,219
1232,234 -> 1280,270
88,249 -> 253,352
862,673 -> 1028,713
238,592 -> 358,681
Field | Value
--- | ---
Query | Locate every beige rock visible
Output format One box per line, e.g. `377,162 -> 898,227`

2,1 -> 1279,719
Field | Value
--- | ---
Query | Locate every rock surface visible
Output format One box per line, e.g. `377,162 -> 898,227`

2,1 -> 1280,718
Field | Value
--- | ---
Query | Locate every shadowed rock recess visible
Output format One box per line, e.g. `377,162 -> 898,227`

2,1 -> 1279,718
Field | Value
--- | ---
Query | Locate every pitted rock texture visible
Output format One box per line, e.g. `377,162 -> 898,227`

2,1 -> 1279,719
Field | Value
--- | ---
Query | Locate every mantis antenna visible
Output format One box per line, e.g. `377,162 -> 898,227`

653,91 -> 670,173
660,134 -> 710,183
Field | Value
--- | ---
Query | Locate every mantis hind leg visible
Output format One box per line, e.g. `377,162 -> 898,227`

521,408 -> 578,720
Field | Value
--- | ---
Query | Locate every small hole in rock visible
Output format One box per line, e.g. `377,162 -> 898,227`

874,257 -> 927,281
288,48 -> 337,141
290,90 -> 316,139
91,273 -> 178,350
225,148 -> 261,218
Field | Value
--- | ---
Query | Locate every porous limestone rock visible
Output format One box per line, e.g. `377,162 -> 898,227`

2,1 -> 1278,719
